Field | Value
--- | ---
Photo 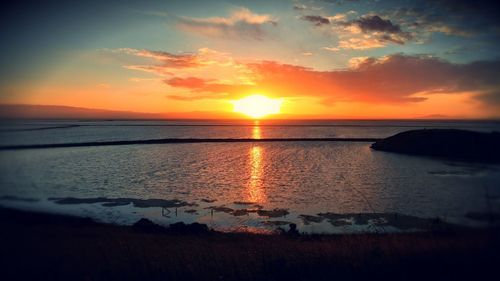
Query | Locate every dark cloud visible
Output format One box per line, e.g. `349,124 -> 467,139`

353,15 -> 401,34
300,15 -> 330,26
336,15 -> 413,44
388,0 -> 500,37
311,0 -> 500,49
341,15 -> 413,44
297,9 -> 413,45
429,0 -> 500,19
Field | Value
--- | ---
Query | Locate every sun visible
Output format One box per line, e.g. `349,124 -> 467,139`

232,95 -> 283,119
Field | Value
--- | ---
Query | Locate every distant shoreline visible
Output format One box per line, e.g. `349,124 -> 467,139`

2,104 -> 500,121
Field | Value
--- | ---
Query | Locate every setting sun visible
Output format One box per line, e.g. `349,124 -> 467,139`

232,95 -> 283,119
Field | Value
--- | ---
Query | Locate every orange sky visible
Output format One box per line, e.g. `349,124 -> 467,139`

1,1 -> 499,119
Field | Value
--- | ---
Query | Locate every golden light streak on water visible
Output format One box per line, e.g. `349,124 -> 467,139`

247,145 -> 266,203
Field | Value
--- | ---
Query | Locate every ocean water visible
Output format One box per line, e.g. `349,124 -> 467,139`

1,120 -> 499,233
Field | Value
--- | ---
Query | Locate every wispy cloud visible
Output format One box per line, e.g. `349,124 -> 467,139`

117,48 -> 200,69
336,38 -> 386,50
177,8 -> 278,40
116,47 -> 239,76
300,15 -> 330,26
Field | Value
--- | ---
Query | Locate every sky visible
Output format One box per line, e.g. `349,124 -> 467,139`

1,0 -> 500,119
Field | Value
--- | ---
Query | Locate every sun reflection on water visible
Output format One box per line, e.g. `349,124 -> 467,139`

248,145 -> 266,203
252,121 -> 261,139
247,121 -> 265,202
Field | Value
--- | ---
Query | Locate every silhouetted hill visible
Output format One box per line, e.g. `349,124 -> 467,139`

371,129 -> 500,163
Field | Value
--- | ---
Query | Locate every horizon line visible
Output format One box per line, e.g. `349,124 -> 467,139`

1,103 -> 499,121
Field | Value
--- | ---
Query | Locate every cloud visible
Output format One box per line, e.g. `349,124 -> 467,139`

307,0 -> 500,52
298,12 -> 350,27
384,0 -> 500,39
165,76 -> 253,99
328,13 -> 348,22
351,15 -> 411,43
298,11 -> 413,49
337,15 -> 413,45
117,47 -> 239,76
300,15 -> 330,26
119,46 -> 500,107
337,38 -> 386,50
160,54 -> 500,107
123,65 -> 173,76
166,77 -> 209,89
165,93 -> 227,101
320,0 -> 500,38
323,46 -> 340,52
118,48 -> 200,69
347,56 -> 370,68
352,15 -> 401,34
129,77 -> 159,83
177,8 -> 277,40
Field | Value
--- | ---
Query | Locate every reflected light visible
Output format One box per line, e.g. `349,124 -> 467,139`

247,145 -> 266,203
252,121 -> 261,139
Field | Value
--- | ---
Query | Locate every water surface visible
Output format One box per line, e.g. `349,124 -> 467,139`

0,120 -> 499,233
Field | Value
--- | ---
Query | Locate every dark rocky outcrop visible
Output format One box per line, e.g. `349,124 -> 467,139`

167,222 -> 210,234
371,129 -> 500,163
132,218 -> 210,235
133,218 -> 167,233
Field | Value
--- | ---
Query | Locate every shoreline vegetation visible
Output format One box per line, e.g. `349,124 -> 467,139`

1,207 -> 499,281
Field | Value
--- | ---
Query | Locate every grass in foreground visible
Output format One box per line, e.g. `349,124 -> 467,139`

0,207 -> 498,281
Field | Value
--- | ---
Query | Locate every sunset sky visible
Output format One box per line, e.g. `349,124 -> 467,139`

1,0 -> 500,119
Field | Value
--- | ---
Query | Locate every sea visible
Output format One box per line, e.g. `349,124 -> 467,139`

0,119 -> 499,234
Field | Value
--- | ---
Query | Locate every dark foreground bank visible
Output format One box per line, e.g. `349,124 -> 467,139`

0,207 -> 499,281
